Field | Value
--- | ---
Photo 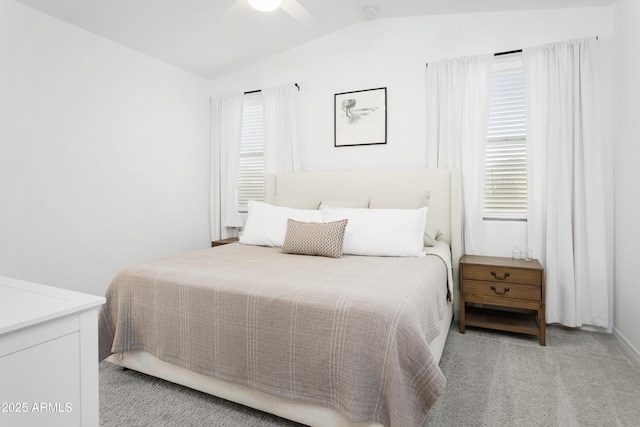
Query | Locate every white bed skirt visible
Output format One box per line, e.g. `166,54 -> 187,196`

107,302 -> 453,427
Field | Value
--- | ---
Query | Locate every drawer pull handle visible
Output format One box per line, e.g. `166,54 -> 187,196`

491,286 -> 510,295
490,271 -> 510,280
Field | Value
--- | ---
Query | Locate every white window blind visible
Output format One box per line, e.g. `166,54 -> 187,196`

484,52 -> 527,219
237,93 -> 264,212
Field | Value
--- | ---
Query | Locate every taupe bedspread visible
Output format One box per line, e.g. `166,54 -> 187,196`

99,243 -> 449,426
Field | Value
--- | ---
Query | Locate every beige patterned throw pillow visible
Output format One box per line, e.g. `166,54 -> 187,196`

281,219 -> 348,258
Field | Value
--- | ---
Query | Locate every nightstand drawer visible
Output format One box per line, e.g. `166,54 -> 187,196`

462,280 -> 541,301
211,238 -> 239,247
462,264 -> 541,285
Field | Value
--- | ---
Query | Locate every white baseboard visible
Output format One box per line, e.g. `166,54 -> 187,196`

613,327 -> 640,365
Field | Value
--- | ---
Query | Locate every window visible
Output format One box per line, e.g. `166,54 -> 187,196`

237,93 -> 264,212
484,52 -> 527,220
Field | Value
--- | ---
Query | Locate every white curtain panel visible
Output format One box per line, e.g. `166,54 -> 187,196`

210,93 -> 243,240
426,54 -> 493,255
262,84 -> 301,176
524,38 -> 609,328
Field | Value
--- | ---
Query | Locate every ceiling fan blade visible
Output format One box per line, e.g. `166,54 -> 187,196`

280,0 -> 313,24
213,0 -> 247,25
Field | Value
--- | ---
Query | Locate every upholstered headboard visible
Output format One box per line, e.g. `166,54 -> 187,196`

266,168 -> 462,309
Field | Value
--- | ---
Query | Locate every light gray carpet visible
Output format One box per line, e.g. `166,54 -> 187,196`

100,323 -> 640,426
425,324 -> 640,426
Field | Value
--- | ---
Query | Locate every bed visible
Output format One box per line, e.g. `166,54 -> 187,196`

99,168 -> 462,427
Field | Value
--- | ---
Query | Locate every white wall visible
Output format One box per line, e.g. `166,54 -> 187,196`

614,0 -> 640,358
0,0 -> 623,342
210,7 -> 615,259
0,0 -> 211,297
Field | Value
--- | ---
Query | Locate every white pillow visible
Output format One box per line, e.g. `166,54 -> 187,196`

369,192 -> 433,247
321,206 -> 428,257
240,201 -> 323,247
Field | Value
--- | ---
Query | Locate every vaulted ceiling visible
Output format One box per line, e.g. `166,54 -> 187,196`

14,0 -> 616,79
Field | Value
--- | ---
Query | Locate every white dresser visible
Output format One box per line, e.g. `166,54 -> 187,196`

0,276 -> 105,427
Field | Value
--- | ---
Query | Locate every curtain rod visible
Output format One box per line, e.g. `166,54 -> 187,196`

494,49 -> 522,57
426,36 -> 599,67
244,83 -> 300,95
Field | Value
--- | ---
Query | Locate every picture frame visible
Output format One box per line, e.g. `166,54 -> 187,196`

334,87 -> 387,147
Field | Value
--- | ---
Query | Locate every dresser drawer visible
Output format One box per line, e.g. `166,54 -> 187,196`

462,264 -> 541,285
462,280 -> 541,301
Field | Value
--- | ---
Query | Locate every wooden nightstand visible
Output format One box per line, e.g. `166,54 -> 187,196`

211,237 -> 239,247
459,255 -> 546,345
